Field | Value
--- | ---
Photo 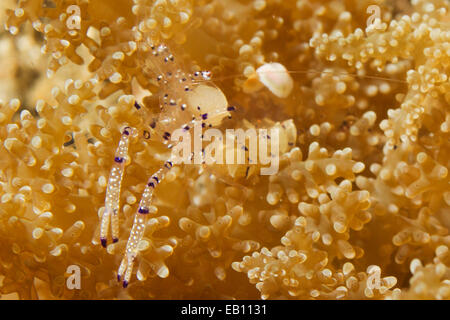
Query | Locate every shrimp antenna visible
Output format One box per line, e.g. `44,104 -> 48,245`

192,68 -> 408,84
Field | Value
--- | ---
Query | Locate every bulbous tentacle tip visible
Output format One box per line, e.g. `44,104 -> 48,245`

100,237 -> 107,248
122,280 -> 128,288
112,237 -> 119,243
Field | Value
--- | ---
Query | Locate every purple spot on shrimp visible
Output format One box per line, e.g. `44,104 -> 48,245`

123,281 -> 128,288
202,113 -> 208,120
117,274 -> 121,282
138,207 -> 150,214
148,182 -> 155,188
134,102 -> 141,110
165,161 -> 173,169
112,237 -> 118,243
115,157 -> 124,163
100,237 -> 107,248
227,106 -> 236,111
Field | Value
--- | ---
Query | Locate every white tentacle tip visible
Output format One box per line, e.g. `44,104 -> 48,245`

256,62 -> 294,98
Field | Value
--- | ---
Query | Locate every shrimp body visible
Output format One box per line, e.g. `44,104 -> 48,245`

138,44 -> 230,142
101,42 -> 231,287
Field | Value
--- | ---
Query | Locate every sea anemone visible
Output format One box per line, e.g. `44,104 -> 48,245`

0,0 -> 449,300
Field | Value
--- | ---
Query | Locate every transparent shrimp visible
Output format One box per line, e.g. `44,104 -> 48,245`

101,42 -> 233,287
